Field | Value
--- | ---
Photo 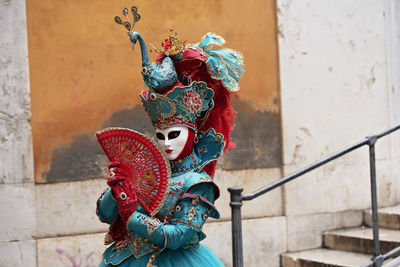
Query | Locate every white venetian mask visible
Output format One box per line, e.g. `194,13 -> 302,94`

155,125 -> 189,161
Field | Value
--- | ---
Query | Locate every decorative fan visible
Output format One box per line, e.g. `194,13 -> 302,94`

96,127 -> 170,217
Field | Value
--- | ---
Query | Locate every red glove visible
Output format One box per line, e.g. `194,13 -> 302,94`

107,161 -> 138,224
107,217 -> 126,242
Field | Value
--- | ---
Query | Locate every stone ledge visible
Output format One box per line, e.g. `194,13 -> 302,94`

364,203 -> 400,230
281,248 -> 371,267
37,232 -> 105,267
0,240 -> 36,267
35,179 -> 108,238
203,216 -> 287,267
324,227 -> 400,255
213,167 -> 283,220
284,160 -> 372,216
287,210 -> 363,252
0,183 -> 36,241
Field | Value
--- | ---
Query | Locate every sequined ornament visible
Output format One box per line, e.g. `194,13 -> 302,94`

114,6 -> 141,33
186,207 -> 197,222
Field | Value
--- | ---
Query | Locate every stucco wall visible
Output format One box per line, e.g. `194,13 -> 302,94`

385,0 -> 400,161
26,0 -> 282,183
278,0 -> 400,252
0,0 -> 36,266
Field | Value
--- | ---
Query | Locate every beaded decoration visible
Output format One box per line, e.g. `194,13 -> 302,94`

137,214 -> 161,237
140,81 -> 214,130
114,6 -> 141,35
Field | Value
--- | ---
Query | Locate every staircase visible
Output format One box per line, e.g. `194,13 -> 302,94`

282,204 -> 400,267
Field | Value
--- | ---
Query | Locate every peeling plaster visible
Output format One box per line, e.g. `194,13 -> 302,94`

222,99 -> 282,170
1,0 -> 11,7
44,134 -> 108,182
44,105 -> 154,182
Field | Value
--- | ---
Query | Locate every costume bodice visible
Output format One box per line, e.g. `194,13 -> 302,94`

101,128 -> 224,265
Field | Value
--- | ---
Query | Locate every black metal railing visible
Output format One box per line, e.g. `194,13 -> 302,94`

228,124 -> 400,267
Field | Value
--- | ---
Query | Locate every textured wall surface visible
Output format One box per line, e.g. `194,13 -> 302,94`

278,0 -> 396,213
385,0 -> 400,165
277,0 -> 400,252
26,0 -> 282,183
0,0 -> 36,266
0,0 -> 33,184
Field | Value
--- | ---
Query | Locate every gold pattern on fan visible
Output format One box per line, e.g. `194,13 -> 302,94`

114,141 -> 139,159
139,170 -> 157,191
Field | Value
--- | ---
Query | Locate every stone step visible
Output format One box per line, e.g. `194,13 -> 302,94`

324,227 -> 400,255
364,204 -> 400,230
384,256 -> 400,267
281,248 -> 372,267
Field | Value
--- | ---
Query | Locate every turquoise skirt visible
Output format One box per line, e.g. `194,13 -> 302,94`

99,244 -> 225,267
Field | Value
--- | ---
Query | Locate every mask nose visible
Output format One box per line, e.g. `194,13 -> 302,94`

164,137 -> 171,147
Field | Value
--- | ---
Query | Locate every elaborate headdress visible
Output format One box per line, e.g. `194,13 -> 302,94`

115,7 -> 244,177
140,81 -> 214,131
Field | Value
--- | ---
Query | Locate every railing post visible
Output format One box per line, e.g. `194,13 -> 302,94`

228,187 -> 244,267
367,135 -> 383,267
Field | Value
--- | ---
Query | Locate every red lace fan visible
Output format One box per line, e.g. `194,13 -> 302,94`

96,127 -> 170,216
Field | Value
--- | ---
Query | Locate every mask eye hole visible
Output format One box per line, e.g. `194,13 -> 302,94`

141,67 -> 148,75
168,130 -> 181,140
156,132 -> 165,140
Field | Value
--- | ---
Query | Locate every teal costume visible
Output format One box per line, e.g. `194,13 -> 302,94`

97,145 -> 224,266
99,10 -> 244,265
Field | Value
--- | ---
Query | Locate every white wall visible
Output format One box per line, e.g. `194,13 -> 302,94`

278,0 -> 400,251
0,0 -> 36,266
385,1 -> 400,186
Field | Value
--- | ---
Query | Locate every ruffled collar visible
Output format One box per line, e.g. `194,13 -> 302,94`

170,128 -> 225,177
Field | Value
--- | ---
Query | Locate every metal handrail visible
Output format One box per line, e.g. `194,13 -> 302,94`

361,246 -> 400,267
228,124 -> 400,267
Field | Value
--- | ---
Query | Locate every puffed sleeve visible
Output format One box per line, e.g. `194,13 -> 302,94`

126,182 -> 219,250
96,187 -> 119,224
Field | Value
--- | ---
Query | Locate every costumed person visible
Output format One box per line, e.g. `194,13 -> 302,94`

96,7 -> 244,267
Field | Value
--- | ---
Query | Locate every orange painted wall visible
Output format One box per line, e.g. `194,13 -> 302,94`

27,0 -> 280,182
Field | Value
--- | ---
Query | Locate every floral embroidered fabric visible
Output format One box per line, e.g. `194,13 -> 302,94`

140,81 -> 214,130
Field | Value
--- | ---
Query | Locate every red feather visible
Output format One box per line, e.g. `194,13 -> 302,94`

174,49 -> 237,178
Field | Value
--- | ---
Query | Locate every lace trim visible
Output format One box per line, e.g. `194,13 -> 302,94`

137,214 -> 161,237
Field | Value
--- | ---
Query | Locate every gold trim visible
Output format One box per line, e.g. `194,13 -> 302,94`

170,218 -> 202,230
182,244 -> 201,250
183,179 -> 220,211
146,249 -> 160,267
102,251 -> 133,266
145,228 -> 168,267
126,211 -> 137,229
127,236 -> 158,259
